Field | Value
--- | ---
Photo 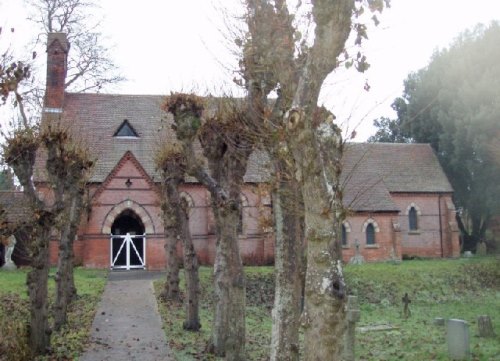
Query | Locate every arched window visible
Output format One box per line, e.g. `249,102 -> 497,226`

366,223 -> 375,245
341,224 -> 347,246
409,207 -> 418,231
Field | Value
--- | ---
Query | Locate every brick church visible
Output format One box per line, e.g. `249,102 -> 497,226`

2,33 -> 460,270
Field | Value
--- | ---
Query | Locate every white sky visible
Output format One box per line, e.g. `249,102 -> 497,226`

1,0 -> 500,140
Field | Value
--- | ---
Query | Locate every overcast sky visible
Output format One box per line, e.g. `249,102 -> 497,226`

1,0 -> 500,140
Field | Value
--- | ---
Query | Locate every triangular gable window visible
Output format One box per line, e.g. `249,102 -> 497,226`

114,120 -> 139,138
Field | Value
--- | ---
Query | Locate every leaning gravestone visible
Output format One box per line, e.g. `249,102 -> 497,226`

343,295 -> 360,361
447,319 -> 470,360
1,235 -> 17,270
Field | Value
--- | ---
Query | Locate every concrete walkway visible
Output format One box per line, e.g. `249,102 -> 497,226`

80,270 -> 173,361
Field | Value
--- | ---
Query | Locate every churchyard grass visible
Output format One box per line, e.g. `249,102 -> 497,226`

0,268 -> 107,361
156,257 -> 500,360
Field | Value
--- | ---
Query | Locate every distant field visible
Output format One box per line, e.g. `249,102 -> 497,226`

0,268 -> 107,361
155,257 -> 500,360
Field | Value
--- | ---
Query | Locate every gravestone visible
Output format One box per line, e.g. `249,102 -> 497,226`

343,295 -> 360,361
477,315 -> 495,338
434,317 -> 445,326
447,319 -> 470,360
463,251 -> 473,258
476,242 -> 487,256
349,239 -> 365,265
1,235 -> 17,271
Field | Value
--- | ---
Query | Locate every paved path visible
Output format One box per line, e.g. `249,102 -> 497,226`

80,271 -> 173,361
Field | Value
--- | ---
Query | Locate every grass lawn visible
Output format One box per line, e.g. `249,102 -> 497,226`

155,257 -> 500,360
0,267 -> 107,361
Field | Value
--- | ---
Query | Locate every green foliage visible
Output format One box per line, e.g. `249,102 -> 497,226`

370,22 -> 500,249
156,259 -> 499,360
0,268 -> 107,361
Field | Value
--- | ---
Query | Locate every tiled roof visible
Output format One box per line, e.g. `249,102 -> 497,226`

0,191 -> 31,226
35,93 -> 452,213
36,93 -> 271,184
342,143 -> 453,211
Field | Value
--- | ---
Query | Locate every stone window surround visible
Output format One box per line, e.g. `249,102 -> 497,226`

405,202 -> 422,234
362,218 -> 380,246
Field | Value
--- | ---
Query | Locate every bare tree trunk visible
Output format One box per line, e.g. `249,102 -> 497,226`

270,165 -> 304,361
54,192 -> 82,330
288,118 -> 347,360
210,203 -> 245,360
26,225 -> 52,355
161,187 -> 182,301
181,201 -> 201,331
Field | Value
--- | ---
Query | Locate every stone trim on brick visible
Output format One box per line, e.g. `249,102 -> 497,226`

362,218 -> 380,233
405,202 -> 422,216
102,199 -> 155,234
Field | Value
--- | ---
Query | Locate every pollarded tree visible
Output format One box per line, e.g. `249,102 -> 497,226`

234,0 -> 387,358
53,135 -> 93,331
163,95 -> 252,359
2,125 -> 92,356
155,142 -> 201,331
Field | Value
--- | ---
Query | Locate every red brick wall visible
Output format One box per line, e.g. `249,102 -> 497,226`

47,154 -> 273,270
391,193 -> 459,258
46,154 -> 457,268
341,212 -> 399,262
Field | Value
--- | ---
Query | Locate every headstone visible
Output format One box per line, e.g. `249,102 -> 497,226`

402,293 -> 411,319
477,315 -> 496,338
447,319 -> 470,360
434,317 -> 445,326
349,239 -> 365,265
1,235 -> 17,271
476,242 -> 487,256
343,295 -> 360,361
463,251 -> 473,258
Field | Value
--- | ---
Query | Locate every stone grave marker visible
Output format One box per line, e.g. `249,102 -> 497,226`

476,242 -> 487,256
349,239 -> 365,265
447,319 -> 470,360
343,295 -> 360,361
463,251 -> 473,258
434,317 -> 445,326
477,315 -> 496,338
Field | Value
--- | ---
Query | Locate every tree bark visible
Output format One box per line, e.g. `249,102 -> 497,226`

54,192 -> 82,330
26,223 -> 53,355
210,201 -> 246,359
161,183 -> 182,301
270,163 -> 304,361
180,199 -> 201,331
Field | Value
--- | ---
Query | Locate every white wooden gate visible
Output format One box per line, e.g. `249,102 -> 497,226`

110,233 -> 146,270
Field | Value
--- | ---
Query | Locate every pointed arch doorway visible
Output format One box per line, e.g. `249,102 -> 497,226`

110,209 -> 146,270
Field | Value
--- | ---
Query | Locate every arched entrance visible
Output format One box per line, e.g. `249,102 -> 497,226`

110,209 -> 146,270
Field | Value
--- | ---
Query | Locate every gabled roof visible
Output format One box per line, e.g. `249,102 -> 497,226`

35,92 -> 453,213
37,93 -> 270,184
341,143 -> 453,212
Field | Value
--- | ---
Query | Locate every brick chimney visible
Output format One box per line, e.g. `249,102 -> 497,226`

44,33 -> 69,113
